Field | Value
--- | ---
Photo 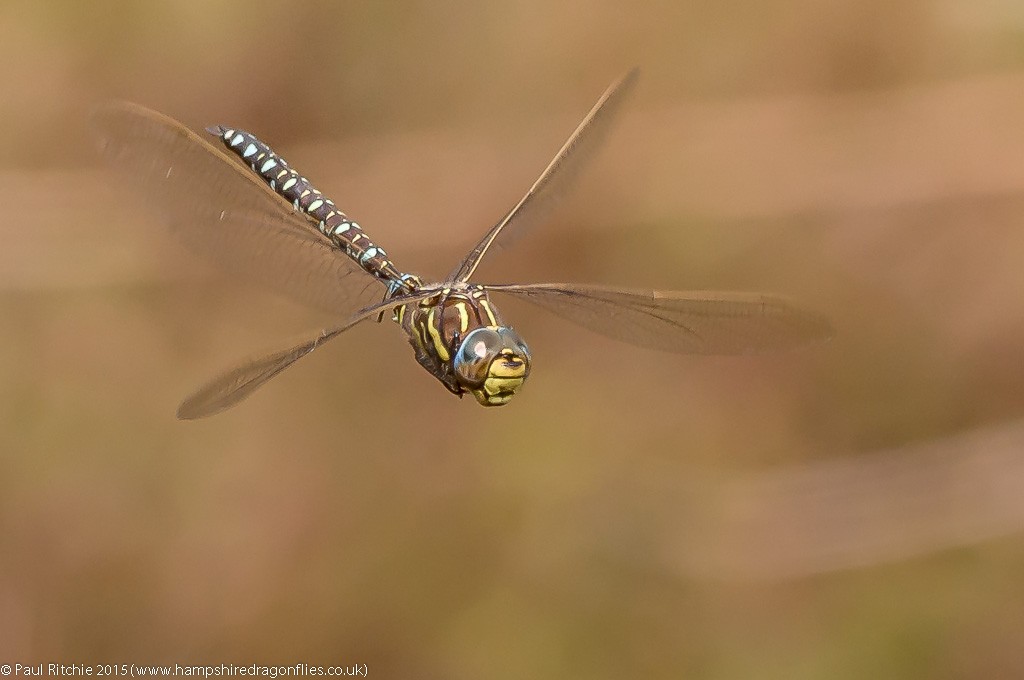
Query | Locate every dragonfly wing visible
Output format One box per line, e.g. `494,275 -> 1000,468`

176,326 -> 348,420
450,69 -> 639,282
489,283 -> 833,354
176,291 -> 434,419
92,101 -> 383,316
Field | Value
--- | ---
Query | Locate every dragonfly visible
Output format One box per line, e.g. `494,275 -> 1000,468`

92,69 -> 831,419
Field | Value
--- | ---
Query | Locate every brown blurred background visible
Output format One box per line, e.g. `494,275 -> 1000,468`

4,0 -> 1024,676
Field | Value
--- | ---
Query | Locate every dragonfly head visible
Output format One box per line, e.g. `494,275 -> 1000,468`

453,326 -> 531,406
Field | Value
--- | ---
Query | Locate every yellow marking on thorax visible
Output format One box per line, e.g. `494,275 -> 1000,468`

416,316 -> 431,352
454,302 -> 470,333
478,299 -> 497,326
426,306 -> 450,361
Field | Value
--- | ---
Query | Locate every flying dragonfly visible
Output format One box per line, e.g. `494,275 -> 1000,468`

92,70 -> 831,419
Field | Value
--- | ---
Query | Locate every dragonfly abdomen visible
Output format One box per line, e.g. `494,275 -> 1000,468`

208,125 -> 405,285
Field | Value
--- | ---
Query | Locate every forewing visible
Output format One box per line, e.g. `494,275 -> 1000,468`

176,291 -> 434,419
91,101 -> 383,316
451,69 -> 639,282
489,283 -> 833,354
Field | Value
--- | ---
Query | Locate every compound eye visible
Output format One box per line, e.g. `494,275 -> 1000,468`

454,328 -> 503,387
494,328 -> 530,366
505,331 -> 530,359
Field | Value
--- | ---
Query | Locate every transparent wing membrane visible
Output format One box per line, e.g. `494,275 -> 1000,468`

92,102 -> 384,317
488,283 -> 832,354
450,69 -> 639,282
176,292 -> 434,419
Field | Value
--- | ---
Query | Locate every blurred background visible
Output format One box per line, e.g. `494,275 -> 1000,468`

3,0 -> 1024,676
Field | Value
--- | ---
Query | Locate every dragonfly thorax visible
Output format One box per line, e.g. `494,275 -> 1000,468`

392,285 -> 531,405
